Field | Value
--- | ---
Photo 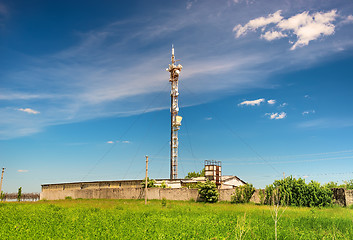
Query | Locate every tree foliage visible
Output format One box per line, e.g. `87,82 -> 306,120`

343,179 -> 353,190
141,178 -> 155,188
0,191 -> 5,201
185,169 -> 205,179
231,184 -> 255,204
264,176 -> 333,207
197,180 -> 219,203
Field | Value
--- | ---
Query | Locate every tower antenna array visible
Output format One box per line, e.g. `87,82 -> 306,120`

167,46 -> 183,179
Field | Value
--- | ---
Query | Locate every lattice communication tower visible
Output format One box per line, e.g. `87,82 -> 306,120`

167,46 -> 183,179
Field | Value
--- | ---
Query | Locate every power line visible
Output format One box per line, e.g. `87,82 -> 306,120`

221,155 -> 353,165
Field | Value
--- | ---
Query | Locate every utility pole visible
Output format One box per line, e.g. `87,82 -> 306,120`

145,155 -> 148,205
167,45 -> 183,180
0,167 -> 5,194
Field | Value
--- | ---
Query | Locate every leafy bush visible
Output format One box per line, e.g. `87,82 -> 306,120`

343,179 -> 353,190
0,191 -> 5,201
160,181 -> 167,188
231,184 -> 255,204
263,176 -> 333,207
324,181 -> 339,189
259,189 -> 265,205
161,198 -> 167,207
197,180 -> 219,203
141,177 -> 156,188
65,196 -> 73,200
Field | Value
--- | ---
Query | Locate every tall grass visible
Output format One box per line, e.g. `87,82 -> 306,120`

0,199 -> 352,239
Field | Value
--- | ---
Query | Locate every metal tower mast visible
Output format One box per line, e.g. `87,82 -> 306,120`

0,167 -> 5,194
167,46 -> 183,179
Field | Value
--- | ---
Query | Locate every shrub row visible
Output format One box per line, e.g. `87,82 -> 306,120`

264,176 -> 333,207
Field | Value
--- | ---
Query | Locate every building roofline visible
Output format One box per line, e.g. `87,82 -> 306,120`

41,178 -> 191,187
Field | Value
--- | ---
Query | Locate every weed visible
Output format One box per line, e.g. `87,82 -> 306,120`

161,198 -> 167,207
233,213 -> 250,240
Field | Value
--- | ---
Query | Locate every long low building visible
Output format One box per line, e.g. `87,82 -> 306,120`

40,176 -> 246,201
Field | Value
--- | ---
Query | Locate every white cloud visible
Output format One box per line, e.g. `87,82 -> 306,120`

2,2 -> 352,140
266,112 -> 286,120
302,110 -> 315,115
341,15 -> 353,24
122,140 -> 131,144
279,103 -> 287,108
238,98 -> 265,106
17,170 -> 29,173
205,117 -> 213,120
285,10 -> 338,50
17,108 -> 40,114
261,31 -> 287,41
106,141 -> 114,144
267,99 -> 276,105
234,9 -> 339,50
233,10 -> 283,38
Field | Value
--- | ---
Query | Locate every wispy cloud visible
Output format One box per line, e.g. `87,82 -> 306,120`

17,108 -> 40,114
267,99 -> 276,105
298,118 -> 353,129
205,117 -> 213,121
233,10 -> 283,38
302,110 -> 315,115
106,141 -> 114,144
17,169 -> 29,173
266,112 -> 287,120
1,0 -> 353,139
238,98 -> 265,106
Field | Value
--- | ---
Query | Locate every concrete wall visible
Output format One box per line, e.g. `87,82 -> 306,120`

41,187 -> 353,206
41,187 -> 232,202
218,189 -> 235,202
345,190 -> 353,206
331,188 -> 353,207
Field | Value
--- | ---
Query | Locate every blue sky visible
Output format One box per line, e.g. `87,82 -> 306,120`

1,0 -> 353,193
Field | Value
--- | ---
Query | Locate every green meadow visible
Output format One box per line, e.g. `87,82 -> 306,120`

0,199 -> 352,239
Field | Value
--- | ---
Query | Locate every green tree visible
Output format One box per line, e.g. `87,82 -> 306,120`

141,178 -> 155,188
263,176 -> 332,207
185,169 -> 205,179
197,180 -> 219,203
231,184 -> 255,204
343,179 -> 353,190
324,181 -> 339,189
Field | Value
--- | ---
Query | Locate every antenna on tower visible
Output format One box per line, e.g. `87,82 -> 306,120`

167,46 -> 183,179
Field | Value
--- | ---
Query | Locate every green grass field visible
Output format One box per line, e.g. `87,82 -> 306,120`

1,199 -> 352,239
